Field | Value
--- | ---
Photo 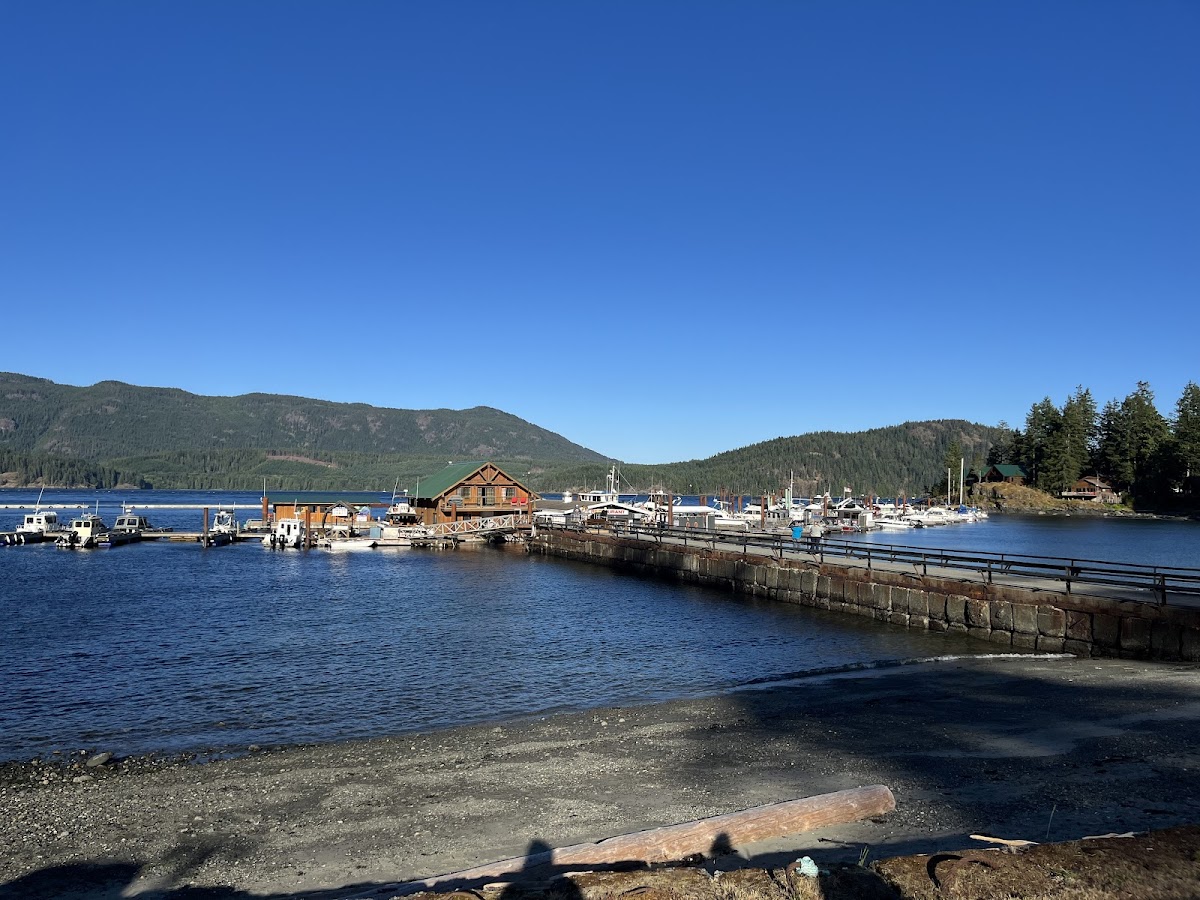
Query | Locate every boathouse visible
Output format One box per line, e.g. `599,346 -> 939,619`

413,461 -> 538,526
264,491 -> 391,533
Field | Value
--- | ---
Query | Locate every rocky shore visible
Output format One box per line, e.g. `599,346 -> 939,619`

3,655 -> 1200,899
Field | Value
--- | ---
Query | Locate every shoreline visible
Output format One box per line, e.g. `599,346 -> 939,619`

4,654 -> 1200,899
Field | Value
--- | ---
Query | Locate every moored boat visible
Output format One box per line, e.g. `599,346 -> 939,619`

55,514 -> 109,549
9,509 -> 63,544
199,508 -> 239,546
263,517 -> 306,549
317,536 -> 378,551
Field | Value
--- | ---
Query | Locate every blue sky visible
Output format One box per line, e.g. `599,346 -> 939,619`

2,2 -> 1197,463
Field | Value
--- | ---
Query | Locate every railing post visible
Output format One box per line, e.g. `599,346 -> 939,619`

1157,573 -> 1167,605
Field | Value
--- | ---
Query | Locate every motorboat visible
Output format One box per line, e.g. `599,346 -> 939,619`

9,510 -> 62,544
317,535 -> 378,551
199,508 -> 239,546
264,517 -> 306,549
55,514 -> 109,549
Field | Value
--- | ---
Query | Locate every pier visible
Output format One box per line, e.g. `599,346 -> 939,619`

530,522 -> 1200,663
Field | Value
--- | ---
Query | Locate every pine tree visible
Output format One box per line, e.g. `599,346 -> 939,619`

1173,382 -> 1200,493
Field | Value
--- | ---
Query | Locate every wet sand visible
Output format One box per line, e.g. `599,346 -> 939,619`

3,654 -> 1200,899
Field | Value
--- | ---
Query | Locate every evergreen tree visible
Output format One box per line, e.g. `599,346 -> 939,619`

1121,382 -> 1172,503
1095,399 -> 1131,490
1173,381 -> 1200,493
1024,398 -> 1061,489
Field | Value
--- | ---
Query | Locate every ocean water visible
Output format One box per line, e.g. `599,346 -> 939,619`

1,489 -> 1194,762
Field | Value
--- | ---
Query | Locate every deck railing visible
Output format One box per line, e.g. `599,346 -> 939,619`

542,521 -> 1200,606
427,514 -> 530,536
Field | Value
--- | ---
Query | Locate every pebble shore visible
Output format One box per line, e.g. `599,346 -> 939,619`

3,655 -> 1200,899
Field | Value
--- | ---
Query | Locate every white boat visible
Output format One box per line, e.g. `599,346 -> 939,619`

911,506 -> 955,526
875,516 -> 916,530
577,464 -> 622,505
263,517 -> 306,548
317,536 -> 378,551
7,487 -> 63,544
11,510 -> 62,544
197,508 -> 239,546
376,489 -> 433,546
55,514 -> 109,549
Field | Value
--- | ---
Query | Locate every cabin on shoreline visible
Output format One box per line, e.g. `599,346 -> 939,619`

413,461 -> 538,527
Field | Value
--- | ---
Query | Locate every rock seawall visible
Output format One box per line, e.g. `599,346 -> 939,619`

530,529 -> 1200,662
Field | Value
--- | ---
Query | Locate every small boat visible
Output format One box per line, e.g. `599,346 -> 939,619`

199,508 -> 239,546
263,517 -> 306,549
55,514 -> 109,549
317,536 -> 378,551
9,510 -> 63,544
376,489 -> 433,546
6,487 -> 63,544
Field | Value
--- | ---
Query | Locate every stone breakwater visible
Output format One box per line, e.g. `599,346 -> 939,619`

528,529 -> 1200,662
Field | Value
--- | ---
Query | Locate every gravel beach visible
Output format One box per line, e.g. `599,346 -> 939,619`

3,654 -> 1200,899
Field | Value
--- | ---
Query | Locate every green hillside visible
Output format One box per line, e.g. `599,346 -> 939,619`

550,420 -> 1004,499
0,373 -> 1000,494
0,373 -> 604,461
0,373 -> 606,489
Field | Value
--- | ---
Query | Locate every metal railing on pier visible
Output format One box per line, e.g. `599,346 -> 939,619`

542,522 -> 1200,606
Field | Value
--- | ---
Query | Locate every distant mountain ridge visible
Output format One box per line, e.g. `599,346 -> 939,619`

0,373 -> 1000,494
0,373 -> 605,462
547,419 -> 1005,499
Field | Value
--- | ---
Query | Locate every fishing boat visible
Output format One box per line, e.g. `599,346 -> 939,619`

263,517 -> 306,549
199,508 -> 239,546
375,488 -> 433,546
11,510 -> 63,544
55,514 -> 109,549
6,487 -> 64,544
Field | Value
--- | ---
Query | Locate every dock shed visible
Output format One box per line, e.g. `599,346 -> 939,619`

264,491 -> 391,533
414,461 -> 539,526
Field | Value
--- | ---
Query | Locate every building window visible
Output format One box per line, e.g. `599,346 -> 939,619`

483,486 -> 496,506
503,487 -> 516,501
458,486 -> 472,502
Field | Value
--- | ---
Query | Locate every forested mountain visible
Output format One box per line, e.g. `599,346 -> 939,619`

0,373 -> 606,489
1,373 -> 1003,494
0,373 -> 603,461
547,420 -> 1004,499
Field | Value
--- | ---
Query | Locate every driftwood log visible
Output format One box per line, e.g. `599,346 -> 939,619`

390,784 -> 895,895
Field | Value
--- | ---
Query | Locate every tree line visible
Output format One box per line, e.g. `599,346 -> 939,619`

984,381 -> 1200,506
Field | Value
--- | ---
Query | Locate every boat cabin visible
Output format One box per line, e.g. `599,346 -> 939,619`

17,511 -> 60,534
113,514 -> 154,534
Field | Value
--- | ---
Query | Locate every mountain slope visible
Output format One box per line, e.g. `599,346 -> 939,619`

0,373 -> 605,463
546,419 -> 1003,498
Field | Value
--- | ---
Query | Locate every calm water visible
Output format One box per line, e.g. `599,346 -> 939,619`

1,489 -> 1196,762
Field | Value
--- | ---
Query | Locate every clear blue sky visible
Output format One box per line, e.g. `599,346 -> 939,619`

2,2 -> 1197,463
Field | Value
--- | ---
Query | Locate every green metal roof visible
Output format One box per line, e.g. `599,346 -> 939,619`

413,461 -> 538,500
414,462 -> 490,500
988,464 -> 1029,478
265,491 -> 391,506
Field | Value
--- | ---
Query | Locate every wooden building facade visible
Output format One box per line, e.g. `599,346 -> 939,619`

263,491 -> 390,533
413,461 -> 538,526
